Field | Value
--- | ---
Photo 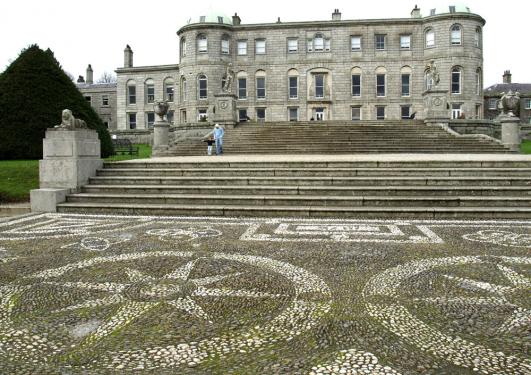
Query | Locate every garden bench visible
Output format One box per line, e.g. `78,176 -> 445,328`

112,139 -> 139,155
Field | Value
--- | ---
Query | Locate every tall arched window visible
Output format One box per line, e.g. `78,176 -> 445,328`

400,66 -> 412,97
164,78 -> 174,102
474,27 -> 482,48
180,37 -> 186,58
144,79 -> 155,103
256,70 -> 266,99
180,76 -> 187,102
351,67 -> 362,97
198,74 -> 207,99
450,24 -> 462,45
375,67 -> 387,97
451,67 -> 462,94
288,69 -> 299,99
425,28 -> 435,48
476,68 -> 482,96
307,33 -> 330,52
237,71 -> 247,99
126,80 -> 136,105
221,34 -> 230,54
197,34 -> 207,53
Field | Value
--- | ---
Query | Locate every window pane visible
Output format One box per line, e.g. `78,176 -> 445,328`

351,36 -> 361,51
166,85 -> 174,102
238,109 -> 247,121
237,41 -> 247,55
288,39 -> 298,53
452,71 -> 460,94
376,106 -> 385,120
376,74 -> 385,97
221,39 -> 229,54
238,78 -> 247,99
426,31 -> 435,47
289,108 -> 298,121
198,37 -> 207,53
314,36 -> 324,51
375,35 -> 385,50
315,74 -> 324,98
289,76 -> 298,98
128,113 -> 136,129
401,74 -> 410,96
128,86 -> 136,104
256,40 -> 266,54
451,26 -> 461,45
401,106 -> 411,119
199,77 -> 208,99
147,112 -> 155,128
324,39 -> 330,51
400,35 -> 411,49
256,77 -> 266,98
256,108 -> 265,121
351,107 -> 361,121
352,74 -> 361,97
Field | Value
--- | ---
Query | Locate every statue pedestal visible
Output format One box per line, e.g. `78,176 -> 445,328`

214,93 -> 237,128
153,121 -> 170,153
500,115 -> 521,152
422,89 -> 450,125
31,128 -> 102,212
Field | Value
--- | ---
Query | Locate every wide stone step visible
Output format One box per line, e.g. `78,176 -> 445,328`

82,185 -> 531,197
56,202 -> 531,219
66,193 -> 531,208
88,176 -> 531,187
96,168 -> 531,178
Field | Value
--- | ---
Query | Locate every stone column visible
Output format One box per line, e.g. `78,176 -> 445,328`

153,120 -> 170,150
30,128 -> 102,212
214,93 -> 238,129
422,89 -> 450,127
500,116 -> 521,152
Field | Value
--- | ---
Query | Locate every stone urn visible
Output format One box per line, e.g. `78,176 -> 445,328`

153,100 -> 169,122
501,90 -> 520,117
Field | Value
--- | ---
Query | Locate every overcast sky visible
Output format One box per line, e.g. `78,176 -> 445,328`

1,0 -> 529,87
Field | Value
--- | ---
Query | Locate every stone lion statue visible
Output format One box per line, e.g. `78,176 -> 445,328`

55,109 -> 88,130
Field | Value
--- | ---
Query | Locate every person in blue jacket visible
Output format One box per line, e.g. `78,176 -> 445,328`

213,123 -> 224,155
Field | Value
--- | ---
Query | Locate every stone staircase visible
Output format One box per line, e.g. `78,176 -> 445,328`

160,121 -> 512,156
57,157 -> 531,219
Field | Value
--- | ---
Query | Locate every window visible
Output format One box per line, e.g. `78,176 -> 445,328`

180,38 -> 186,57
288,107 -> 298,121
103,121 -> 109,128
238,109 -> 248,122
400,35 -> 411,49
221,35 -> 230,54
127,83 -> 136,105
128,113 -> 136,129
376,74 -> 386,97
525,99 -> 531,109
85,96 -> 91,104
351,106 -> 361,121
198,109 -> 208,121
475,104 -> 482,119
289,76 -> 298,99
376,106 -> 385,120
199,16 -> 206,23
315,74 -> 325,98
401,74 -> 410,97
401,105 -> 411,119
476,69 -> 482,96
197,34 -> 207,53
217,16 -> 223,24
145,80 -> 155,103
488,98 -> 498,110
425,29 -> 435,47
167,110 -> 174,124
180,109 -> 187,123
164,79 -> 174,102
287,38 -> 298,53
308,33 -> 330,52
451,103 -> 462,119
255,39 -> 266,54
237,40 -> 247,55
351,73 -> 361,97
451,67 -> 461,94
351,36 -> 361,51
256,76 -> 266,99
146,112 -> 155,128
375,34 -> 385,50
429,9 -> 436,16
256,108 -> 266,122
102,95 -> 109,106
198,74 -> 207,99
180,77 -> 187,102
238,77 -> 247,99
475,27 -> 482,48
449,5 -> 456,13
451,25 -> 462,45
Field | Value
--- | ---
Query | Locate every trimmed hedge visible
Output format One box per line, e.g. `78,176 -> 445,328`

0,45 -> 113,159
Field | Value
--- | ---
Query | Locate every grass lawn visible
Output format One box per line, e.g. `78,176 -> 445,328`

521,140 -> 531,154
0,144 -> 151,203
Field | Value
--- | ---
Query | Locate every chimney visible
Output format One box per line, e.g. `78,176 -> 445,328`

77,75 -> 85,83
124,44 -> 133,68
503,70 -> 512,84
232,13 -> 241,26
86,64 -> 93,84
332,9 -> 341,21
411,5 -> 421,18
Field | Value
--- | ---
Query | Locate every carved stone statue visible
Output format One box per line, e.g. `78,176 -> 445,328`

54,109 -> 88,130
153,100 -> 170,122
222,63 -> 234,93
500,90 -> 520,117
425,60 -> 440,89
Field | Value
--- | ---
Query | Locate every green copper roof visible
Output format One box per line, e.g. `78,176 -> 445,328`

426,3 -> 471,16
188,10 -> 232,25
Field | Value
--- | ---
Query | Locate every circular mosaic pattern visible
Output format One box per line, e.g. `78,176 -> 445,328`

0,251 -> 331,370
363,256 -> 531,375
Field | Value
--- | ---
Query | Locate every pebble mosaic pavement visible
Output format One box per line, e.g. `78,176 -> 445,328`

0,213 -> 529,374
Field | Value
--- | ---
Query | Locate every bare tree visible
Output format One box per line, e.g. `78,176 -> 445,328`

96,71 -> 117,84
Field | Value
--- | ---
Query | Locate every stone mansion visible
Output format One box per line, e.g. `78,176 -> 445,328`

79,5 -> 486,130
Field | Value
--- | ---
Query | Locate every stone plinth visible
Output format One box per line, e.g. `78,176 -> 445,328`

152,121 -> 170,154
500,116 -> 521,152
31,129 -> 102,212
214,93 -> 237,128
422,89 -> 450,126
